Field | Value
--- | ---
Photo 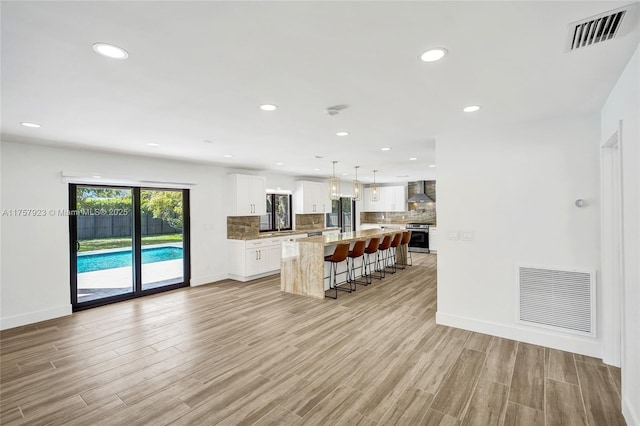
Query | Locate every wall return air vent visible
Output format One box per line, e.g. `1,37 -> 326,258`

566,6 -> 627,51
517,265 -> 595,337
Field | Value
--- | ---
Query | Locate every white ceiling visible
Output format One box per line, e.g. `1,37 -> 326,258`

2,1 -> 638,183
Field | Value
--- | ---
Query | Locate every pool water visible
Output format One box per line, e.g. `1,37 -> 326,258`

78,247 -> 183,273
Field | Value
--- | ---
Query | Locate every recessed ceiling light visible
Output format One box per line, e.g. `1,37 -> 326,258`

313,168 -> 320,171
420,48 -> 448,62
92,174 -> 102,179
342,173 -> 348,176
92,42 -> 128,60
260,104 -> 278,111
381,147 -> 392,151
20,122 -> 41,128
147,143 -> 159,147
409,157 -> 417,161
223,154 -> 233,158
336,131 -> 349,136
429,164 -> 436,168
276,162 -> 284,166
463,105 -> 481,112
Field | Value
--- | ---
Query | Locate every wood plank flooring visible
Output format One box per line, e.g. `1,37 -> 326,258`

0,254 -> 625,425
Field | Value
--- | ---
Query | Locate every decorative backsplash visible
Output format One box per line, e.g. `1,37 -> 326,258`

227,216 -> 260,239
227,213 -> 327,239
295,213 -> 325,230
360,180 -> 437,225
407,180 -> 436,223
360,211 -> 436,225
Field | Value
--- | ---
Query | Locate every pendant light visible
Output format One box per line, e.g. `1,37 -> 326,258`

371,170 -> 379,202
328,160 -> 340,200
353,166 -> 362,201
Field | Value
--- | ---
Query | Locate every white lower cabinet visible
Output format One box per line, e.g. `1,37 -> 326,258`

428,227 -> 437,252
228,235 -> 304,281
245,247 -> 265,277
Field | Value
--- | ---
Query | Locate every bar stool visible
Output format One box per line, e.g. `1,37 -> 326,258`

347,240 -> 370,288
364,237 -> 383,281
377,235 -> 393,279
397,231 -> 412,269
386,233 -> 402,274
324,243 -> 351,299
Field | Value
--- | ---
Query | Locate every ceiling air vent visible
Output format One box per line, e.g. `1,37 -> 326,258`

567,7 -> 627,51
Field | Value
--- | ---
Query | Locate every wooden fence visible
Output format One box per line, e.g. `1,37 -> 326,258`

77,214 -> 178,239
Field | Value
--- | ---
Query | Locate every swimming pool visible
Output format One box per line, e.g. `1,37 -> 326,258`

78,246 -> 183,273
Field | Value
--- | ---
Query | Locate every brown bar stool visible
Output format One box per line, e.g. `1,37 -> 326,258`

397,230 -> 412,269
386,233 -> 403,274
364,237 -> 383,281
347,240 -> 370,288
377,235 -> 393,279
324,243 -> 351,299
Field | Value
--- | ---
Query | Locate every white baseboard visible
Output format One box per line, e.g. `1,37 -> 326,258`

436,311 -> 602,357
190,273 -> 229,287
0,304 -> 72,331
227,270 -> 279,283
623,397 -> 639,426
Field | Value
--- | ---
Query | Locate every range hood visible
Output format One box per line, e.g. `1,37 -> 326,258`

407,181 -> 435,203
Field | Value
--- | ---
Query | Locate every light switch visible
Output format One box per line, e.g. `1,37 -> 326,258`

461,231 -> 474,241
447,230 -> 459,240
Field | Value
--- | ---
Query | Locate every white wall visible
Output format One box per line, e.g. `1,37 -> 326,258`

436,115 -> 602,356
601,43 -> 640,426
0,141 -> 230,329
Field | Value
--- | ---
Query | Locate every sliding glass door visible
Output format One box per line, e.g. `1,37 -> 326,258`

73,187 -> 135,303
70,185 -> 190,310
140,189 -> 184,290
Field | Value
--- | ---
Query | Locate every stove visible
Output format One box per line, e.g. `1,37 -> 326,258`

406,223 -> 430,253
406,223 -> 430,230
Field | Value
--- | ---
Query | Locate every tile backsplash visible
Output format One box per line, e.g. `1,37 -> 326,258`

360,211 -> 436,225
227,216 -> 260,239
227,213 -> 327,239
360,180 -> 436,225
295,214 -> 325,230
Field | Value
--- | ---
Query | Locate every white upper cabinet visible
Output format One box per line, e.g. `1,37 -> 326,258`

363,187 -> 383,212
295,181 -> 330,214
385,186 -> 406,211
226,174 -> 266,216
363,185 -> 406,212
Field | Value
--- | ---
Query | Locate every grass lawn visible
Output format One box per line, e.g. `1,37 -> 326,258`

79,233 -> 183,252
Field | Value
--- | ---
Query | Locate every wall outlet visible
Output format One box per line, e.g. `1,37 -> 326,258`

447,230 -> 459,240
461,231 -> 474,241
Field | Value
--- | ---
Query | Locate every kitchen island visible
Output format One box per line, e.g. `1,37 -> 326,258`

280,228 -> 403,299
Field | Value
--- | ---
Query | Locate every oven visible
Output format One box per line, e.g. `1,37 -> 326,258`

406,223 -> 430,253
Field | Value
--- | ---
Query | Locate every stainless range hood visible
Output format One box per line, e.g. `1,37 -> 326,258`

407,181 -> 435,203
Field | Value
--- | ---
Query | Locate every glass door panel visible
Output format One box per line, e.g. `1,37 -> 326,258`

74,186 -> 134,304
341,197 -> 353,232
326,197 -> 354,232
327,200 -> 340,229
140,189 -> 184,290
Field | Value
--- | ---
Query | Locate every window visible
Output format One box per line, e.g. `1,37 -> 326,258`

260,193 -> 292,232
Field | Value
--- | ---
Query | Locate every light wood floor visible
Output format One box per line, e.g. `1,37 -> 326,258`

0,254 -> 624,425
